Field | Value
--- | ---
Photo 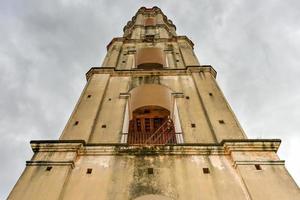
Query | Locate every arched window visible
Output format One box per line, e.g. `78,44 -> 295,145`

136,48 -> 165,69
128,106 -> 176,144
121,84 -> 183,145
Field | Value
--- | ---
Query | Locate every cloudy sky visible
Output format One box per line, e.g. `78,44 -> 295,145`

1,0 -> 300,198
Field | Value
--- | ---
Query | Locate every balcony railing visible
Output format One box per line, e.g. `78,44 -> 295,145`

128,117 -> 176,145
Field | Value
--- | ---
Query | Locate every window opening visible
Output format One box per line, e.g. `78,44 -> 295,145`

46,166 -> 52,171
218,120 -> 225,124
147,168 -> 154,174
203,168 -> 210,174
255,164 -> 262,170
86,168 -> 93,174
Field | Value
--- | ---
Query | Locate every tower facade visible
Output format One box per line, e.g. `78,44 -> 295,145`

9,7 -> 299,200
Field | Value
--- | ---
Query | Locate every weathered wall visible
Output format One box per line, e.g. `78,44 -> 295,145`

60,74 -> 110,141
8,165 -> 71,200
60,155 -> 250,200
231,150 -> 300,200
192,71 -> 246,141
238,165 -> 300,200
110,41 -> 195,70
9,142 -> 300,200
60,68 -> 247,144
89,76 -> 129,143
160,75 -> 215,143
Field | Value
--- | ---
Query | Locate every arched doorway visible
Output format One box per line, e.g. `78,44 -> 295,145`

128,106 -> 176,145
124,84 -> 178,145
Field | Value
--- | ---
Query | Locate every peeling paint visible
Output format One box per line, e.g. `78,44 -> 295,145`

190,156 -> 205,166
209,156 -> 225,170
223,157 -> 252,200
95,156 -> 111,168
77,156 -> 111,168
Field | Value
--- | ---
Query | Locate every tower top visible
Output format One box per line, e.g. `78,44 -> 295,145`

104,6 -> 196,69
123,6 -> 176,38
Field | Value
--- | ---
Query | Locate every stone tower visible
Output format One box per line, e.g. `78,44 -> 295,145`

8,6 -> 300,200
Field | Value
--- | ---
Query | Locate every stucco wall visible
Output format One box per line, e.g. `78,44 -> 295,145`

9,142 -> 300,200
60,73 -> 110,141
60,68 -> 246,144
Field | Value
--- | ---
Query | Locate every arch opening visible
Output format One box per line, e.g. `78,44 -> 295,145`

128,106 -> 176,145
136,47 -> 165,69
127,84 -> 176,145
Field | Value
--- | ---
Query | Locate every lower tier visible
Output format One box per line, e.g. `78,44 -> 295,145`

8,139 -> 300,200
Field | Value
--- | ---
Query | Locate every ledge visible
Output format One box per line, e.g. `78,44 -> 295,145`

29,139 -> 281,155
30,140 -> 86,144
80,145 -> 225,156
26,160 -> 75,168
106,36 -> 194,51
85,65 -> 217,81
223,139 -> 281,153
234,160 -> 285,167
30,140 -> 85,152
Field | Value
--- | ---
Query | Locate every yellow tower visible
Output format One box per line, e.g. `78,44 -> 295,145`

8,7 -> 300,200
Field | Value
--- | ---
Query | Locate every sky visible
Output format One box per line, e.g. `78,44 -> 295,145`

0,0 -> 300,198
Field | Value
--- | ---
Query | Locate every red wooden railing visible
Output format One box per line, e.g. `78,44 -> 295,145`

128,117 -> 176,145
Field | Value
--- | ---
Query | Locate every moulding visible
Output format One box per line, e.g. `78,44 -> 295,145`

26,160 -> 75,168
85,66 -> 217,80
29,139 -> 281,156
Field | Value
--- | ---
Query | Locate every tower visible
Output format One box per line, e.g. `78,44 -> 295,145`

8,6 -> 300,199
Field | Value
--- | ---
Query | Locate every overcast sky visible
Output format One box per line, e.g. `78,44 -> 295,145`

1,0 -> 300,198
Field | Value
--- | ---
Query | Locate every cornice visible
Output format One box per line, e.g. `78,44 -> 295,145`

85,66 -> 217,81
26,160 -> 75,168
124,23 -> 176,39
29,139 -> 281,156
106,36 -> 194,51
223,139 -> 281,153
233,160 -> 285,167
30,140 -> 85,152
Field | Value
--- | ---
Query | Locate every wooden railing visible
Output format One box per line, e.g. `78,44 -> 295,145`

128,117 -> 176,145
